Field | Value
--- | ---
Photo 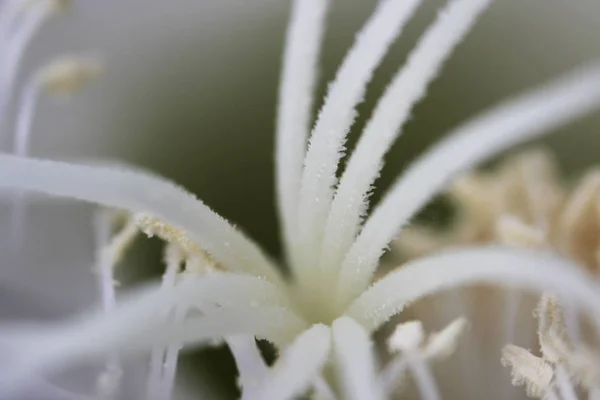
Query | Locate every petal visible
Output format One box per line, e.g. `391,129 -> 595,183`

251,324 -> 331,400
322,0 -> 492,280
339,62 -> 600,303
275,0 -> 330,265
0,155 -> 283,285
331,317 -> 384,400
0,274 -> 305,392
295,0 -> 422,278
345,246 -> 600,333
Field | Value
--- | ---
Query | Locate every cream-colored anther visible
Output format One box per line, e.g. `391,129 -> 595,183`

450,174 -> 490,209
534,294 -> 572,364
185,254 -> 218,275
135,213 -> 220,274
422,317 -> 468,360
558,171 -> 600,259
495,215 -> 546,249
135,213 -> 202,257
387,320 -> 425,353
387,318 -> 468,361
501,344 -> 554,399
40,57 -> 103,95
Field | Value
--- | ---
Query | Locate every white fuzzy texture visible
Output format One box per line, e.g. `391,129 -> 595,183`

321,0 -> 493,281
251,324 -> 331,400
0,155 -> 284,285
338,62 -> 600,303
4,0 -> 600,398
0,274 -> 298,394
332,317 -> 384,400
0,273 -> 299,390
345,247 -> 600,333
295,0 -> 422,280
1,304 -> 306,394
275,0 -> 330,268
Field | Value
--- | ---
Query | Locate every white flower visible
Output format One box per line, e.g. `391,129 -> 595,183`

2,0 -> 600,399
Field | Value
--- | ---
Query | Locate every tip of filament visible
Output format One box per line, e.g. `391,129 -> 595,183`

40,56 -> 103,96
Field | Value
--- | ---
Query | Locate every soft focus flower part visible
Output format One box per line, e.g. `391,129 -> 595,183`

392,150 -> 600,397
393,149 -> 600,267
2,0 -> 600,399
501,294 -> 600,399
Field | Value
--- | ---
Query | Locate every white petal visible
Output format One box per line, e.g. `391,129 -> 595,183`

331,317 -> 384,400
295,0 -> 422,278
340,62 -> 600,303
0,274 -> 304,392
2,306 -> 306,395
345,246 -> 600,333
321,0 -> 492,280
251,324 -> 331,400
276,0 -> 330,266
0,155 -> 283,285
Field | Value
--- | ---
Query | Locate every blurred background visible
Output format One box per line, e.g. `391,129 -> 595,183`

2,0 -> 600,397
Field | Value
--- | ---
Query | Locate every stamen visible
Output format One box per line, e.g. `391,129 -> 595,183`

378,356 -> 408,395
0,0 -> 66,131
10,56 -> 102,245
494,215 -> 545,343
380,318 -> 466,396
422,317 -> 468,360
387,321 -> 424,353
501,344 -> 554,398
93,210 -> 137,400
40,56 -> 103,96
495,215 -> 546,249
13,56 -> 102,159
146,245 -> 184,400
406,354 -> 440,400
227,335 -> 268,400
158,303 -> 186,400
135,213 -> 208,261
